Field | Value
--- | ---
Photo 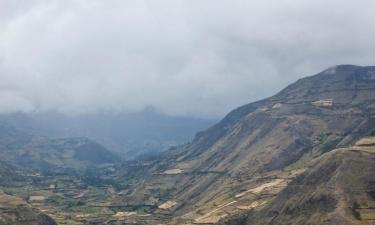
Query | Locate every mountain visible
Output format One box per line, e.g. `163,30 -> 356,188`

0,65 -> 373,225
115,65 -> 375,224
0,122 -> 119,173
0,110 -> 216,159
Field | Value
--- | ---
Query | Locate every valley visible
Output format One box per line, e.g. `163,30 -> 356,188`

0,65 -> 374,225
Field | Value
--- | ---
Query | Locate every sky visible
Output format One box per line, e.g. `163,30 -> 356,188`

0,0 -> 375,118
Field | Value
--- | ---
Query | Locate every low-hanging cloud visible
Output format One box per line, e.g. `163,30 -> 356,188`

1,0 -> 375,117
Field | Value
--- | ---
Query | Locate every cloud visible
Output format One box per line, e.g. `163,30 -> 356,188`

0,0 -> 375,117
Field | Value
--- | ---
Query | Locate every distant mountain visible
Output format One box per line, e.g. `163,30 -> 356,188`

117,65 -> 375,224
0,122 -> 118,173
0,110 -> 216,159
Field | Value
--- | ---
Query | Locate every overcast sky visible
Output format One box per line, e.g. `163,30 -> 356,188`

0,0 -> 374,118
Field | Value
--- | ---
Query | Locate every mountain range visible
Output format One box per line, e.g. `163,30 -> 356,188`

0,65 -> 374,225
0,110 -> 216,159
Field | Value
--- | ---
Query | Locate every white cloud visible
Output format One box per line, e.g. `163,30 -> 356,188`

0,0 -> 374,117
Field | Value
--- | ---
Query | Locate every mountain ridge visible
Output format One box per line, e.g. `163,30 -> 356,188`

0,122 -> 119,173
115,65 -> 375,224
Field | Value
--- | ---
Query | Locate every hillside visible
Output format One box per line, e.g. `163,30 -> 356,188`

219,140 -> 375,225
0,193 -> 56,225
115,65 -> 375,224
0,123 -> 119,173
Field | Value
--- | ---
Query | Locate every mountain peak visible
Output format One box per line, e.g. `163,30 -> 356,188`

273,64 -> 375,105
320,64 -> 375,75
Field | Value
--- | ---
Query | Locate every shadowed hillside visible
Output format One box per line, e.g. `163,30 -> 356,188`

0,122 -> 119,173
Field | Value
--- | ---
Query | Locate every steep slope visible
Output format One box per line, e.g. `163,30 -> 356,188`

0,123 -> 119,173
117,65 -> 375,224
219,139 -> 375,225
0,193 -> 57,225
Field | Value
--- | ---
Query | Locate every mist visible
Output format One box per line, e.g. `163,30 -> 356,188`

1,0 -> 375,117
